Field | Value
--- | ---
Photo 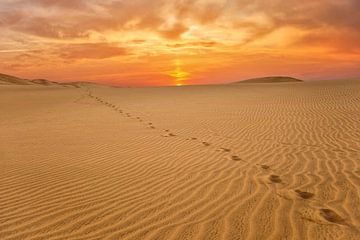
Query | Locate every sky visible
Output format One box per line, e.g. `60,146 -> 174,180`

0,0 -> 359,86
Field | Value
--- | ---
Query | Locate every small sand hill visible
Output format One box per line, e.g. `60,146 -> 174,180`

0,73 -> 60,86
0,73 -> 33,85
29,79 -> 61,86
0,73 -> 100,88
235,76 -> 303,83
62,82 -> 102,88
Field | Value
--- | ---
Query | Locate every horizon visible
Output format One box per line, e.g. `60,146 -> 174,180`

3,71 -> 360,88
1,0 -> 360,86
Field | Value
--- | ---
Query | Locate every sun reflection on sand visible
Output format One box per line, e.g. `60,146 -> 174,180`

169,59 -> 189,86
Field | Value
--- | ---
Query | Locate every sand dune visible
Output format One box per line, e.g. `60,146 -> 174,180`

0,73 -> 33,85
0,73 -> 98,88
1,79 -> 360,239
234,76 -> 303,83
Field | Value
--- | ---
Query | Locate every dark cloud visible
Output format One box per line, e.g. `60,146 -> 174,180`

159,23 -> 189,40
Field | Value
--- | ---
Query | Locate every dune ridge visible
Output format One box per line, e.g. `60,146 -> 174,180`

234,76 -> 303,84
0,73 -> 33,85
1,79 -> 360,239
0,73 -> 98,88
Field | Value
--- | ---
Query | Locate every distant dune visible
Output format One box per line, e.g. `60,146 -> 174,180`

0,73 -> 33,85
2,73 -> 305,87
234,76 -> 303,83
29,79 -> 61,86
0,73 -> 98,88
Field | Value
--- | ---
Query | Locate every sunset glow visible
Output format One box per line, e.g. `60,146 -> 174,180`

0,0 -> 359,86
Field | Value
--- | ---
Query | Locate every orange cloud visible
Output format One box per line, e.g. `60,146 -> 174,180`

0,0 -> 359,86
35,0 -> 87,9
159,23 -> 188,40
59,43 -> 128,60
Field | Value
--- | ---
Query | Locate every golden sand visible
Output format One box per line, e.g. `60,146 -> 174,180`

1,80 -> 360,239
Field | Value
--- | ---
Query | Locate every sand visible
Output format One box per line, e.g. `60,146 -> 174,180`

1,79 -> 360,239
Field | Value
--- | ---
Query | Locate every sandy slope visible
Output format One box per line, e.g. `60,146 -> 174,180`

234,76 -> 303,83
1,80 -> 360,240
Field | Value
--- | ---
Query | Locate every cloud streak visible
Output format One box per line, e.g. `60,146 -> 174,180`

58,43 -> 129,60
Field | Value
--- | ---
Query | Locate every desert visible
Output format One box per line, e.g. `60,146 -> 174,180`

1,1 -> 360,239
1,75 -> 360,239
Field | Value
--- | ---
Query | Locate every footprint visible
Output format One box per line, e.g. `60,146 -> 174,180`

319,209 -> 344,224
295,190 -> 314,199
231,155 -> 242,161
162,133 -> 176,137
220,148 -> 231,152
260,165 -> 270,170
269,175 -> 282,183
202,142 -> 210,146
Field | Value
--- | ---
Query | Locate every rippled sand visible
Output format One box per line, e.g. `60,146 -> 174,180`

1,79 -> 360,239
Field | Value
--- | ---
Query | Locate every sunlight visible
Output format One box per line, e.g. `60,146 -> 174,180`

169,59 -> 189,86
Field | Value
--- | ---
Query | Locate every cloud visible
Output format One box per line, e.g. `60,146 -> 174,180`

294,29 -> 360,52
59,43 -> 129,60
167,41 -> 218,48
34,0 -> 87,9
0,49 -> 34,53
0,0 -> 359,85
159,23 -> 188,40
1,0 -> 359,44
173,0 -> 224,24
14,17 -> 91,39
